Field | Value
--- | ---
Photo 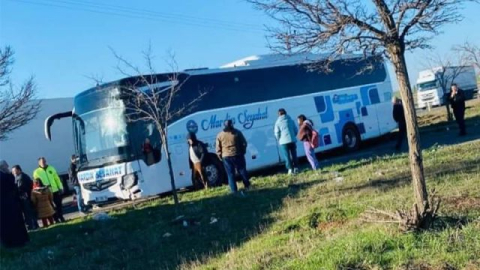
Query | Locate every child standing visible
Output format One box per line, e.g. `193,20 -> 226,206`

31,179 -> 56,228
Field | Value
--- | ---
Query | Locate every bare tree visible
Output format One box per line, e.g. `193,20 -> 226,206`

454,41 -> 480,70
422,52 -> 470,120
0,46 -> 41,141
110,46 -> 206,206
84,73 -> 105,86
249,0 -> 477,230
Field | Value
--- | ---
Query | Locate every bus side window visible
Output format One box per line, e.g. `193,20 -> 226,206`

368,88 -> 381,104
132,122 -> 162,166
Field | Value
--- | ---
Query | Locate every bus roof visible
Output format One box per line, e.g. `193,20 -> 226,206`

186,52 -> 363,76
78,53 -> 372,98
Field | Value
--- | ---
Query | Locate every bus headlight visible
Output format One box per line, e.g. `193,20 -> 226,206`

121,173 -> 138,189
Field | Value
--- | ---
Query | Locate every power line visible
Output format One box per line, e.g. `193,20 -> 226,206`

8,0 -> 265,33
50,0 -> 261,29
10,0 -> 261,32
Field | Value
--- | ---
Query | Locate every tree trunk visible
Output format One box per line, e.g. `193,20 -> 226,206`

389,45 -> 429,214
160,129 -> 179,206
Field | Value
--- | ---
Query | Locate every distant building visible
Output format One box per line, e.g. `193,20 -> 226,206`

0,98 -> 74,179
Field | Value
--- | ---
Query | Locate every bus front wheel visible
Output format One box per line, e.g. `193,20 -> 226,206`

204,153 -> 227,187
342,124 -> 361,152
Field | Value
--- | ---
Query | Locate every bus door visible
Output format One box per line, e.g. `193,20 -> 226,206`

243,123 -> 281,170
374,86 -> 396,134
129,121 -> 190,195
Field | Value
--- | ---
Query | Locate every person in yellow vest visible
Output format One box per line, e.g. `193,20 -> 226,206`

33,157 -> 65,223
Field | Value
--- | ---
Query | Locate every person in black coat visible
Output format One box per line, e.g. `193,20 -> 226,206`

12,165 -> 39,230
187,132 -> 211,189
69,155 -> 85,213
449,84 -> 467,136
0,160 -> 29,248
392,97 -> 407,150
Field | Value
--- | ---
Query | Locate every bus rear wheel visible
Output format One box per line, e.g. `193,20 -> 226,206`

342,124 -> 361,152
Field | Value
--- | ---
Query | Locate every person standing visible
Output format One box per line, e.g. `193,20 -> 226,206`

12,165 -> 39,231
0,160 -> 29,248
69,155 -> 84,213
33,157 -> 65,223
216,120 -> 251,193
449,83 -> 467,136
392,97 -> 407,151
274,109 -> 299,174
297,115 -> 320,171
187,132 -> 211,189
31,179 -> 56,228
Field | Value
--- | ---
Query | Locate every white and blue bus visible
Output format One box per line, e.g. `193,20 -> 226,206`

45,53 -> 395,205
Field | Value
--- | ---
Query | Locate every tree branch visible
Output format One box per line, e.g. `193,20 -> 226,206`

0,46 -> 41,140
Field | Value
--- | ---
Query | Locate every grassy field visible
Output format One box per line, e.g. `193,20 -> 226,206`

417,98 -> 480,128
1,102 -> 479,270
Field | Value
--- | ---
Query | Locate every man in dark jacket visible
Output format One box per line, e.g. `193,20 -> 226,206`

69,155 -> 84,213
187,133 -> 211,189
449,84 -> 467,136
392,97 -> 407,151
216,120 -> 251,193
12,165 -> 38,230
0,160 -> 29,248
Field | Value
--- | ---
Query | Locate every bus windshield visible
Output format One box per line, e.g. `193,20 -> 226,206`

417,81 -> 437,91
76,107 -> 130,164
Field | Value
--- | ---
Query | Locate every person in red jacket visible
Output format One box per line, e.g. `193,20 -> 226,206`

297,115 -> 320,171
31,179 -> 56,228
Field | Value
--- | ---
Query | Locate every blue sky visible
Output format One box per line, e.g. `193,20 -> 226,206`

1,0 -> 479,99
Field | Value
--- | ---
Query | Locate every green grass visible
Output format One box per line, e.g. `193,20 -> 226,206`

1,114 -> 480,270
417,98 -> 480,128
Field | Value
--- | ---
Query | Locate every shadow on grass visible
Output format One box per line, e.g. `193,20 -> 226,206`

315,116 -> 479,172
0,180 -> 323,270
390,115 -> 480,155
317,158 -> 479,198
333,156 -> 394,173
419,115 -> 480,136
432,216 -> 471,231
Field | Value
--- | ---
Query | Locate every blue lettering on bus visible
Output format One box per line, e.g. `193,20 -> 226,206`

79,172 -> 94,182
332,94 -> 358,104
201,113 -> 235,131
201,107 -> 268,131
94,166 -> 123,181
237,107 -> 268,129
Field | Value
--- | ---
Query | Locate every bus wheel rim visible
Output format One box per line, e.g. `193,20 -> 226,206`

205,165 -> 218,183
345,130 -> 357,148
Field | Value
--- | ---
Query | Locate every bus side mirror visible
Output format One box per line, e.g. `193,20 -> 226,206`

45,111 -> 73,141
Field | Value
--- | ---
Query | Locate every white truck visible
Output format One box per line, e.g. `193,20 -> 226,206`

0,98 -> 74,188
416,66 -> 477,109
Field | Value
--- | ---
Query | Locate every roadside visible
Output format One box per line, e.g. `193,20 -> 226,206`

61,99 -> 480,220
3,133 -> 479,270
